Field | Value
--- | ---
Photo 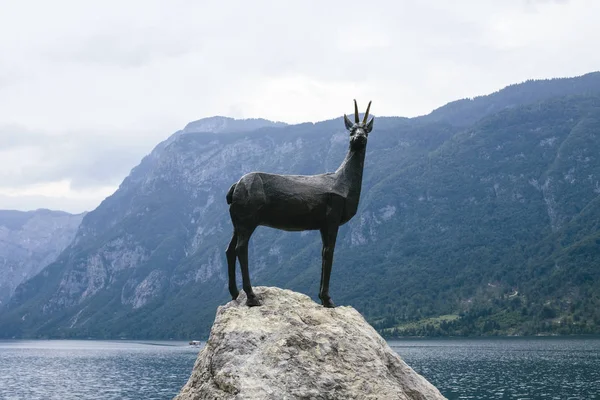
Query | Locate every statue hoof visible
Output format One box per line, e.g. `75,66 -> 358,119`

230,289 -> 240,301
321,298 -> 336,308
246,295 -> 262,307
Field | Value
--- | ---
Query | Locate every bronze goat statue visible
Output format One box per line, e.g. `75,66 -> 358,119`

226,100 -> 374,307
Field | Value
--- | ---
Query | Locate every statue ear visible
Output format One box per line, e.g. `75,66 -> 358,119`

365,117 -> 374,133
344,114 -> 354,131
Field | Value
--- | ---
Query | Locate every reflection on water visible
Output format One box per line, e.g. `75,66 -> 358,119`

0,337 -> 599,399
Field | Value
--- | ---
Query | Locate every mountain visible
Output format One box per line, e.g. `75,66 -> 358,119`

371,95 -> 600,336
0,209 -> 85,306
181,116 -> 287,134
420,71 -> 600,126
2,72 -> 600,339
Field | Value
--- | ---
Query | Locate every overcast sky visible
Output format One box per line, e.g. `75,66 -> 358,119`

0,0 -> 598,213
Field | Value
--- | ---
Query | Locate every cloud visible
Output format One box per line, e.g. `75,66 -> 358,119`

0,125 -> 161,190
0,0 -> 599,212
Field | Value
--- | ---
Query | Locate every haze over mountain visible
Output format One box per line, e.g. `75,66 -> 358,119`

2,72 -> 600,339
0,209 -> 85,306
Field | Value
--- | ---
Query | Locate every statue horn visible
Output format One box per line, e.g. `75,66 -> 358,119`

363,101 -> 372,123
354,99 -> 359,123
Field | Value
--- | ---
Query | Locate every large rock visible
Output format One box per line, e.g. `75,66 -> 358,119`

175,287 -> 446,400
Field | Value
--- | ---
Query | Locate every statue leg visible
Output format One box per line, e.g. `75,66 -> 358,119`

225,231 -> 239,300
236,226 -> 261,307
319,225 -> 339,308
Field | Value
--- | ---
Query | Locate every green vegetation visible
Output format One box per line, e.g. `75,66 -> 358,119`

2,73 -> 600,339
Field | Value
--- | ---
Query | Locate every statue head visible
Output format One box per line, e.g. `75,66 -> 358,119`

344,100 -> 374,150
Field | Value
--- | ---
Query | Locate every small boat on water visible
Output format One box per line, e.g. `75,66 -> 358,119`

189,340 -> 201,346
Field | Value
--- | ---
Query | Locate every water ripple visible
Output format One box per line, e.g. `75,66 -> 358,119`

389,337 -> 600,400
0,340 -> 199,400
1,337 -> 599,399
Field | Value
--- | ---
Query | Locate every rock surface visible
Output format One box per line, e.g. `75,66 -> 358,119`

175,287 -> 446,400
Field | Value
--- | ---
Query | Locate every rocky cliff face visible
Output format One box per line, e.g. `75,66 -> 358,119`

175,287 -> 446,400
3,74 -> 600,339
0,209 -> 84,305
1,114 -> 450,338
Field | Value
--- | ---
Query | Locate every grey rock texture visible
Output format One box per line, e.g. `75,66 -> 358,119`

175,287 -> 446,400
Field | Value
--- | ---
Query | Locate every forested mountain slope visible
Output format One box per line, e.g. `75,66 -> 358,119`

2,73 -> 599,339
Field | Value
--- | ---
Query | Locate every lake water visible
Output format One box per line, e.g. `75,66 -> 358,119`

0,337 -> 598,399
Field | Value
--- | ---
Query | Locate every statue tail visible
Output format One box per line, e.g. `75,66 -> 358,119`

226,183 -> 236,205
